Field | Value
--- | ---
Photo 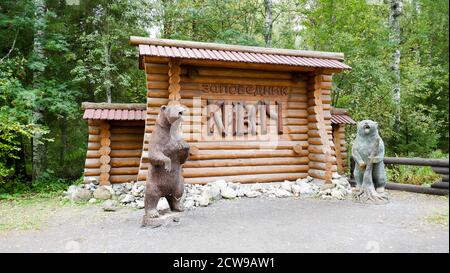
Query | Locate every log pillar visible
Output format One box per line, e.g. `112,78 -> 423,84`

99,121 -> 111,185
168,58 -> 181,106
307,73 -> 336,183
333,124 -> 344,174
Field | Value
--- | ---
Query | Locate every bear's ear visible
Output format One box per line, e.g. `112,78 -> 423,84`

161,105 -> 167,111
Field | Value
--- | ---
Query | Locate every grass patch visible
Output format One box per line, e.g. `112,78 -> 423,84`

425,211 -> 449,227
0,192 -> 70,233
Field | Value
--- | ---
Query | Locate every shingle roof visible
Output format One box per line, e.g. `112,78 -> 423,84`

131,37 -> 351,70
82,103 -> 356,124
82,103 -> 146,121
330,108 -> 356,125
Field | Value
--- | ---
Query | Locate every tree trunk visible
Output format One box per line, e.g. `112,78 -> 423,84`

59,118 -> 67,170
389,0 -> 403,125
31,0 -> 47,182
263,0 -> 273,47
104,42 -> 112,103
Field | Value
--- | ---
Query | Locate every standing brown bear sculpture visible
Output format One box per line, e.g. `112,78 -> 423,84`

142,104 -> 189,227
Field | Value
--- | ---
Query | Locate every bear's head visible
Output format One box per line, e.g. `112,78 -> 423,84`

357,120 -> 379,138
157,104 -> 186,128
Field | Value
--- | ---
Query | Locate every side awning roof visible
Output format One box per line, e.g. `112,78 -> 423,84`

82,103 -> 356,125
82,102 -> 146,121
331,108 -> 356,125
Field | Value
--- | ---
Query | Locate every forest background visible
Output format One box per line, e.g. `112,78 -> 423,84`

0,0 -> 448,194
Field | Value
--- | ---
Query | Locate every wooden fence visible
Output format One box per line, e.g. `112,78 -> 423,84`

350,157 -> 449,195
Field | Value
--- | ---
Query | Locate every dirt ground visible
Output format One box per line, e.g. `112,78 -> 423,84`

0,191 -> 448,253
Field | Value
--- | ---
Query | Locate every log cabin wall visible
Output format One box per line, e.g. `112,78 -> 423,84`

84,119 -> 104,184
136,62 -> 327,184
130,37 -> 352,184
83,119 -> 144,184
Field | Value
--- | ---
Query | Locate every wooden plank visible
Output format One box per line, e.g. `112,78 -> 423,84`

182,157 -> 309,168
184,172 -> 309,184
183,165 -> 308,178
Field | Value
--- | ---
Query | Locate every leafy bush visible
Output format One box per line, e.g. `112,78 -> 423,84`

386,150 -> 448,185
386,165 -> 441,185
0,170 -> 82,196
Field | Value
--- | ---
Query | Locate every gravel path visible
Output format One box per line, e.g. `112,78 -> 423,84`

0,191 -> 448,253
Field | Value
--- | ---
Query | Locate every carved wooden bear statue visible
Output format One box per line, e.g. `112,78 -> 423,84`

352,120 -> 389,204
142,104 -> 189,227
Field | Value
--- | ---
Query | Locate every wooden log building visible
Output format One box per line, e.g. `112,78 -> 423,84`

82,37 -> 355,185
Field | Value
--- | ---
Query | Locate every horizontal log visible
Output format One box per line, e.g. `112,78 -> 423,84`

184,172 -> 309,185
287,126 -> 308,134
308,169 -> 329,180
286,118 -> 308,125
188,141 -> 308,150
309,153 -> 327,162
88,135 -> 101,142
385,182 -> 449,196
147,97 -> 205,107
146,81 -> 169,89
146,73 -> 169,81
288,94 -> 308,102
84,168 -> 101,176
110,167 -> 139,175
145,125 -> 202,134
383,157 -> 449,167
88,128 -> 100,135
183,157 -> 308,168
110,142 -> 143,150
144,63 -> 169,74
86,150 -> 100,158
110,128 -> 144,134
287,101 -> 307,109
308,145 -> 335,155
180,75 -> 307,88
183,165 -> 308,178
110,134 -> 144,142
431,181 -> 449,189
286,109 -> 308,118
110,157 -> 141,167
110,175 -> 138,183
188,149 -> 309,160
87,142 -> 101,150
308,161 -> 337,172
308,123 -> 332,131
110,149 -> 142,158
85,158 -> 101,168
192,67 -> 294,80
290,88 -> 307,94
289,134 -> 308,141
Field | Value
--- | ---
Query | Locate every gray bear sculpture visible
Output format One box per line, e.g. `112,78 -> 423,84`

351,120 -> 389,204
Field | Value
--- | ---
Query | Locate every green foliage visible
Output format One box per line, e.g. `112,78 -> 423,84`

0,0 -> 448,194
386,165 -> 441,186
